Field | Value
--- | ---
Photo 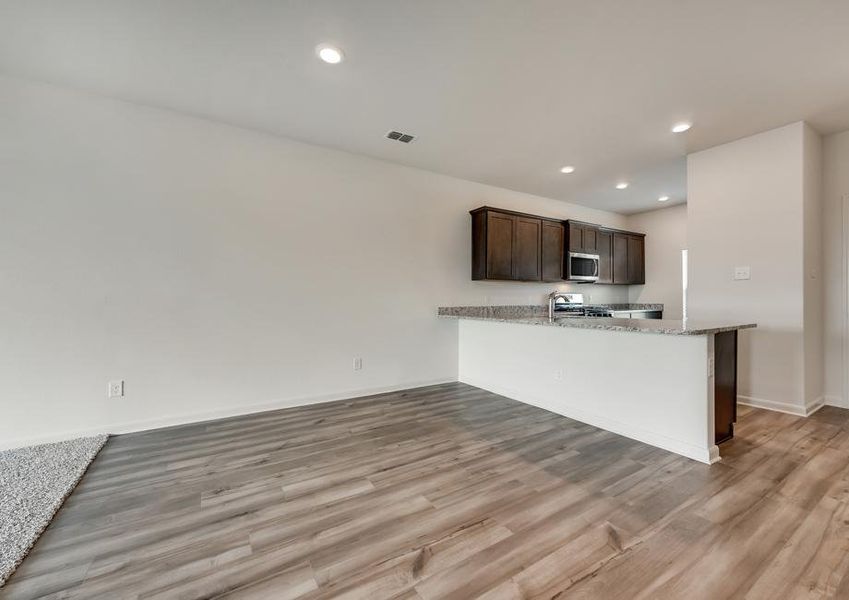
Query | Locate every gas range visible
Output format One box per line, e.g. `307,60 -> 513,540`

548,292 -> 663,320
548,292 -> 590,318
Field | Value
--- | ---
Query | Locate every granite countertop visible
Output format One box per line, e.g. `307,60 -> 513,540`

437,304 -> 663,319
437,306 -> 756,336
600,305 -> 664,312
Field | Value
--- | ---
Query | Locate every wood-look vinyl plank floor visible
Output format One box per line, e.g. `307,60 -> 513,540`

3,383 -> 848,599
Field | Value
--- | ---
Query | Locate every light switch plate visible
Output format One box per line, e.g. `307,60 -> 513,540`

733,266 -> 751,280
108,380 -> 124,398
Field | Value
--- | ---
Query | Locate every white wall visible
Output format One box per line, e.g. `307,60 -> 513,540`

822,129 -> 849,408
802,126 -> 824,408
0,75 -> 631,447
687,122 -> 823,415
626,204 -> 688,319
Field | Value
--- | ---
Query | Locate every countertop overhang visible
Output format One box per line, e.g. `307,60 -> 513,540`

438,306 -> 756,336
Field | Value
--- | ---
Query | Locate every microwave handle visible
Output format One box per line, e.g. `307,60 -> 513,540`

594,258 -> 600,277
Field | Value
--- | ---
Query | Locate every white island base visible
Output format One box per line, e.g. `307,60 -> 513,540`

457,318 -> 735,464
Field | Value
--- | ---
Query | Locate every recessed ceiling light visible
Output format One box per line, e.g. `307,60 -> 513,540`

658,195 -> 670,202
671,122 -> 692,133
560,166 -> 575,174
615,182 -> 629,190
316,44 -> 344,64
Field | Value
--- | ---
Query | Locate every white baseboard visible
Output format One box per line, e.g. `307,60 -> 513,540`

807,397 -> 826,416
461,376 -> 718,465
738,394 -> 825,417
0,377 -> 457,451
823,395 -> 849,409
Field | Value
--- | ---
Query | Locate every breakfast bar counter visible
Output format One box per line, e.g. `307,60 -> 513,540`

439,305 -> 756,464
439,306 -> 755,336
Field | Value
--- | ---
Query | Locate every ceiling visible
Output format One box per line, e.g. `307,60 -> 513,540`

2,1 -> 849,214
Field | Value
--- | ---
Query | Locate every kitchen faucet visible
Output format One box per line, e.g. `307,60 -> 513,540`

548,291 -> 567,320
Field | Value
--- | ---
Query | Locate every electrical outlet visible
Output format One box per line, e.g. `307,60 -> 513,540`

554,368 -> 565,381
108,380 -> 124,398
733,266 -> 750,280
353,357 -> 363,371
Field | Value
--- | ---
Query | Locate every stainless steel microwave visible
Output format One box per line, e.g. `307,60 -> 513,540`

566,251 -> 600,282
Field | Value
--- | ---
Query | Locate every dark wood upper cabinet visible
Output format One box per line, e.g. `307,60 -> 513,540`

514,216 -> 542,281
485,211 -> 515,280
583,227 -> 598,252
612,233 -> 630,284
596,229 -> 613,284
471,207 -> 644,285
566,221 -> 599,253
627,235 -> 645,284
472,208 -> 544,282
541,221 -> 564,281
568,222 -> 583,252
613,232 -> 646,285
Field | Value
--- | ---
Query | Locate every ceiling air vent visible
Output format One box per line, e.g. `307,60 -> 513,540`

385,130 -> 416,144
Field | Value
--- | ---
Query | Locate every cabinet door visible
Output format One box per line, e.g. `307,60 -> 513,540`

714,331 -> 738,444
628,236 -> 645,284
612,233 -> 629,284
486,211 -> 515,280
583,226 -> 598,252
568,222 -> 583,252
596,230 -> 613,284
514,216 -> 542,281
541,221 -> 564,282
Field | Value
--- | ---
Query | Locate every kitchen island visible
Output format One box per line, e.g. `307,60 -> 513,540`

439,306 -> 756,464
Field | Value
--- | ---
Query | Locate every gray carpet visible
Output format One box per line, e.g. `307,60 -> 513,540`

0,435 -> 108,587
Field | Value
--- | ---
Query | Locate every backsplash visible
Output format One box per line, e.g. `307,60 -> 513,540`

464,281 -> 631,307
